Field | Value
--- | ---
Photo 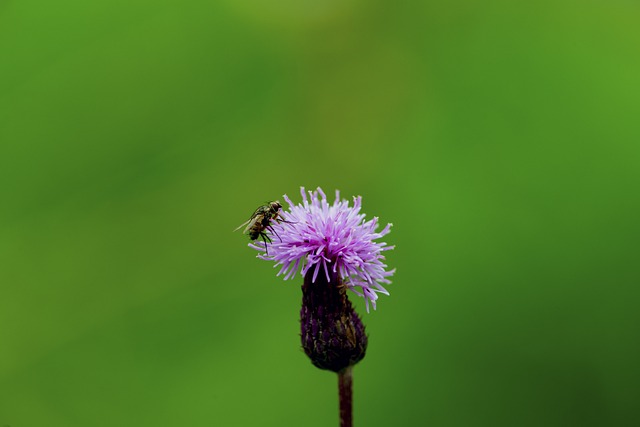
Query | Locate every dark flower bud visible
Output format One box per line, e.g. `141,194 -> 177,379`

300,270 -> 368,373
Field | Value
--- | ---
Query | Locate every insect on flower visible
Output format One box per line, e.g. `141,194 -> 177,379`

235,201 -> 287,255
251,187 -> 395,312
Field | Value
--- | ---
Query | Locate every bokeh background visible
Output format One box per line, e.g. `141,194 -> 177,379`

1,1 -> 639,426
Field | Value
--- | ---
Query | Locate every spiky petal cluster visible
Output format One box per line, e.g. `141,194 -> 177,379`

250,187 -> 395,311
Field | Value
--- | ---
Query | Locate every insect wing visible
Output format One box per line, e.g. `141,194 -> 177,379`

242,215 -> 262,234
234,218 -> 252,232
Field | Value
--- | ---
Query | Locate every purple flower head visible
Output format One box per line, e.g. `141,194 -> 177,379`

249,187 -> 395,311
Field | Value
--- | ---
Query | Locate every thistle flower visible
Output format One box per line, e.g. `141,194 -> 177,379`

249,187 -> 395,312
244,187 -> 395,427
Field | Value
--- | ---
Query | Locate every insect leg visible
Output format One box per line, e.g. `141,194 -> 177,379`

260,232 -> 272,255
275,214 -> 295,225
268,225 -> 282,242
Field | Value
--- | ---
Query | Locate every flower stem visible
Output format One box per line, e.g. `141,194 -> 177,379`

338,366 -> 353,427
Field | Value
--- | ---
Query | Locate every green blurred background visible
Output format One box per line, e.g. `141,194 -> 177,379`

1,1 -> 639,426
